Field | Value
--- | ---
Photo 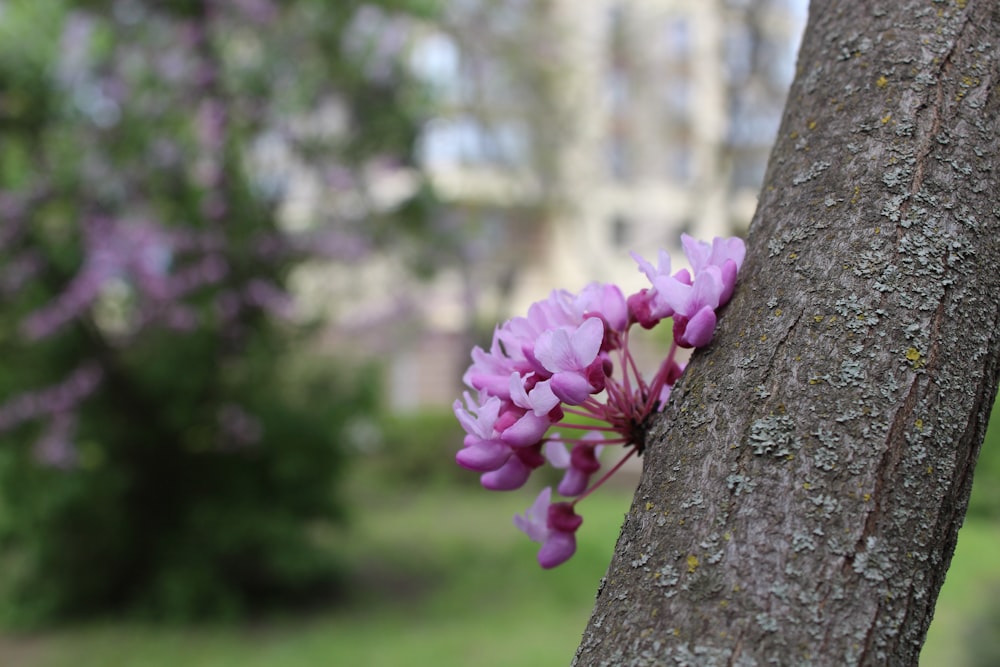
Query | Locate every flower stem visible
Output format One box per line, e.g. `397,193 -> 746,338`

645,341 -> 678,415
572,446 -> 638,506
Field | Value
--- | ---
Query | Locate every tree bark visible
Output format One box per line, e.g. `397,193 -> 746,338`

573,1 -> 1000,665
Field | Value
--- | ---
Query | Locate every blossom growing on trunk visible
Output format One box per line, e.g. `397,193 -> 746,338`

534,317 -> 607,404
513,487 -> 583,569
454,235 -> 745,567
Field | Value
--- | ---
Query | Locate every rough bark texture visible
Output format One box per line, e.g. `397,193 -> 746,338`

573,1 -> 1000,665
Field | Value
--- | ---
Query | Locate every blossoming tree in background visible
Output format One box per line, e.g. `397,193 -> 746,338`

0,0 -> 436,624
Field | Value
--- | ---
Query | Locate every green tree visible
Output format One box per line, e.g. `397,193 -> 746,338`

0,0 -> 434,624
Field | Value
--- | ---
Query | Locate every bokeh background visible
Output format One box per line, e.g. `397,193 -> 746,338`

0,0 -> 997,665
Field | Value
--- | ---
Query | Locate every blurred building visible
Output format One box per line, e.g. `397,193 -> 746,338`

311,0 -> 807,411
419,0 -> 803,311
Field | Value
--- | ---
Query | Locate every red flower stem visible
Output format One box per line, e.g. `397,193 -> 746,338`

547,435 -> 629,447
645,341 -> 679,415
622,332 -> 649,396
603,378 -> 630,416
619,331 -> 634,397
572,446 -> 638,506
555,421 -> 623,433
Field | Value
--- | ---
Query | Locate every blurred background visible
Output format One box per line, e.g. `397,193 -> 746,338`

0,0 -> 996,665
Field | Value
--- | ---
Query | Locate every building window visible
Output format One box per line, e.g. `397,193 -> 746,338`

610,214 -> 631,248
606,130 -> 632,182
418,116 -> 528,168
410,32 -> 462,103
665,141 -> 693,184
663,16 -> 691,62
663,76 -> 691,119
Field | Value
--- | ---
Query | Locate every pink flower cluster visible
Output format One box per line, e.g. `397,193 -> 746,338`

454,235 -> 745,568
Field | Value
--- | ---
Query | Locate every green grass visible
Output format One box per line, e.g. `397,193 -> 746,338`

0,483 -> 996,666
921,519 -> 1000,666
0,484 -> 633,667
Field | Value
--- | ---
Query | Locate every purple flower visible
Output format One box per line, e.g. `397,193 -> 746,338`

453,393 -> 511,471
534,317 -> 607,405
633,249 -> 673,284
651,266 -> 724,348
498,406 -> 551,448
498,373 -> 560,447
513,487 -> 582,568
481,446 -> 544,491
497,290 -> 581,378
480,455 -> 532,490
463,334 -> 518,400
681,234 -> 745,305
455,234 -> 746,568
509,373 -> 560,417
630,250 -> 676,322
545,432 -> 604,497
20,218 -> 188,340
576,282 -> 629,334
513,487 -> 551,542
625,288 -> 659,329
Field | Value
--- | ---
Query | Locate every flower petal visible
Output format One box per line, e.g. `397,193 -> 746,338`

653,274 -> 693,317
527,379 -> 560,415
538,531 -> 576,569
514,487 -> 552,543
544,438 -> 571,468
481,456 -> 532,490
557,468 -> 589,497
680,304 -> 717,348
710,236 -> 746,271
500,411 -> 551,447
570,317 -> 605,365
690,265 -> 723,311
455,439 -> 510,471
549,371 -> 596,405
535,318 -> 604,373
681,234 -> 711,274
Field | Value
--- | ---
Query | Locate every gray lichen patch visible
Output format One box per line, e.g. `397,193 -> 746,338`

747,415 -> 802,458
792,160 -> 832,185
852,536 -> 896,583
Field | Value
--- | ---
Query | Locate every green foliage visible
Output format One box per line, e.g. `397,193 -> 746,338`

967,583 -> 1000,667
0,336 -> 376,627
968,393 -> 1000,519
0,489 -> 995,666
370,409 -> 472,487
0,0 -> 436,627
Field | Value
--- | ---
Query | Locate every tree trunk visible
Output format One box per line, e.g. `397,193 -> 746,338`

573,1 -> 1000,665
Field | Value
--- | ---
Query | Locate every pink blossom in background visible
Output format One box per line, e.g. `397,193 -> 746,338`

20,218 -> 178,340
0,363 -> 103,434
243,279 -> 295,320
33,411 -> 79,470
0,251 -> 43,297
228,0 -> 278,25
217,402 -> 264,448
